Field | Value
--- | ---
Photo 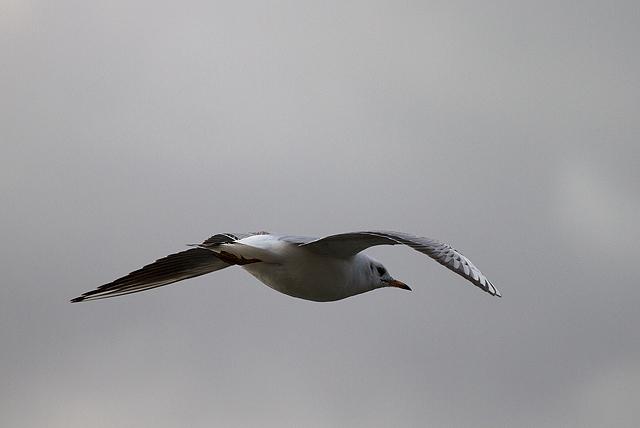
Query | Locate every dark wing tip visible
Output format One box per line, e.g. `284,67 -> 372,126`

484,279 -> 502,298
488,288 -> 502,298
69,284 -> 116,303
70,290 -> 100,302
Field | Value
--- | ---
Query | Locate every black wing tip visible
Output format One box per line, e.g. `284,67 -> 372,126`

487,282 -> 502,298
70,288 -> 104,303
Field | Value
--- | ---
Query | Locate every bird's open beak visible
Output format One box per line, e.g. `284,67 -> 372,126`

384,279 -> 412,291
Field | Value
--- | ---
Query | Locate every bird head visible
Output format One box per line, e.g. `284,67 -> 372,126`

368,259 -> 411,292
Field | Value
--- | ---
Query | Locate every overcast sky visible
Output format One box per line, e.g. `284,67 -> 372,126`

2,1 -> 639,427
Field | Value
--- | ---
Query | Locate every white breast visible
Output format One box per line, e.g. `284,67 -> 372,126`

236,239 -> 374,301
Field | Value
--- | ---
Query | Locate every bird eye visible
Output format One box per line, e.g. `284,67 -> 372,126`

376,266 -> 386,276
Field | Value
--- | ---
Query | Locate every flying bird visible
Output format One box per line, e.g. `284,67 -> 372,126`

71,230 -> 500,302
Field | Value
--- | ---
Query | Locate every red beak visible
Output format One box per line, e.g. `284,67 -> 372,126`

384,279 -> 412,291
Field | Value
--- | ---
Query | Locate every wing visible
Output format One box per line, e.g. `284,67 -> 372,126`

71,248 -> 234,303
200,232 -> 259,246
71,233 -> 264,302
301,231 -> 500,297
277,235 -> 317,245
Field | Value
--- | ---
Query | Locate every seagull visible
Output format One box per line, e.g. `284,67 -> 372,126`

71,230 -> 500,302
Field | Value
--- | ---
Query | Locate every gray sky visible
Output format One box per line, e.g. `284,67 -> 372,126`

2,1 -> 639,427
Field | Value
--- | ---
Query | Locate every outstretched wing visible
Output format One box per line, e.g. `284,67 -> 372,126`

70,233 -> 251,302
70,248 -> 232,302
301,231 -> 500,297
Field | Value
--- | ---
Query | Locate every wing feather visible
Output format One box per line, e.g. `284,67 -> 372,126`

301,230 -> 500,297
71,232 -> 268,302
71,247 -> 231,302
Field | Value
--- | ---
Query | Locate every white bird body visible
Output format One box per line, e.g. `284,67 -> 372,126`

71,230 -> 500,303
238,240 -> 374,301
